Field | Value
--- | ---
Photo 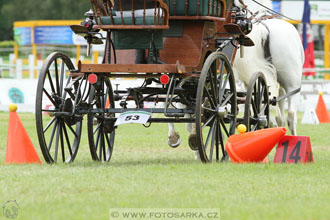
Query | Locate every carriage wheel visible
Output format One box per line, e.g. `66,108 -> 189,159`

196,52 -> 237,163
87,77 -> 115,162
244,72 -> 270,131
35,52 -> 82,163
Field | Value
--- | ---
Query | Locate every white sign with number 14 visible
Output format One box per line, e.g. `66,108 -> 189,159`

115,111 -> 152,126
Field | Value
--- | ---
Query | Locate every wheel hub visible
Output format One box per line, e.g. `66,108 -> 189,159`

258,115 -> 268,127
63,98 -> 77,126
217,106 -> 227,118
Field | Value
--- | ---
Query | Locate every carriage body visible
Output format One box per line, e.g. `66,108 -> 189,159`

35,0 -> 268,164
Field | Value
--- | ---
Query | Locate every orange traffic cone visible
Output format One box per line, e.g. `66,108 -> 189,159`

315,91 -> 330,123
6,104 -> 42,164
105,97 -> 110,109
225,127 -> 287,163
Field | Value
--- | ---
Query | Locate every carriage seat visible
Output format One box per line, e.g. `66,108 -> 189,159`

101,9 -> 165,25
163,0 -> 224,17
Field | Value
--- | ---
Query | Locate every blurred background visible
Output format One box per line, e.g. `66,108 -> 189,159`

0,0 -> 330,112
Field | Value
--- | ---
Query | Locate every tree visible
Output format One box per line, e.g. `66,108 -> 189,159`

0,0 -> 91,41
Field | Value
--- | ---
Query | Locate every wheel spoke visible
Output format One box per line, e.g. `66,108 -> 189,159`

203,87 -> 216,109
65,123 -> 78,138
257,79 -> 262,110
59,122 -> 65,162
202,106 -> 216,112
54,120 -> 61,162
215,124 -> 219,161
216,117 -> 226,157
43,117 -> 56,133
47,70 -> 56,95
102,133 -> 106,161
252,122 -> 259,131
259,103 -> 267,115
202,114 -> 216,129
97,127 -> 102,158
220,92 -> 233,107
205,121 -> 216,151
54,59 -> 60,96
219,118 -> 230,137
209,120 -> 217,162
219,72 -> 229,102
105,133 -> 112,152
93,122 -> 102,135
43,88 -> 57,107
259,84 -> 265,108
62,123 -> 73,158
208,69 -> 218,103
251,97 -> 258,116
60,60 -> 65,97
47,119 -> 58,151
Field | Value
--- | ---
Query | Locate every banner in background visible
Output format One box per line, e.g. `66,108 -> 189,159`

301,0 -> 315,77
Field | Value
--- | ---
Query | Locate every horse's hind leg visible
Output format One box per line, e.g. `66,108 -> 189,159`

168,123 -> 181,148
287,92 -> 300,135
274,87 -> 286,127
186,121 -> 198,151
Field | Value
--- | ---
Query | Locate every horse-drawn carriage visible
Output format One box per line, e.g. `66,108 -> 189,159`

35,0 -> 273,163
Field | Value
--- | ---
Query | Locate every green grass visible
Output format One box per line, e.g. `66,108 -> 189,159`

0,112 -> 329,220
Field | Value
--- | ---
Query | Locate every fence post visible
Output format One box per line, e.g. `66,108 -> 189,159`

28,54 -> 35,79
9,53 -> 16,77
36,60 -> 43,78
16,59 -> 23,79
0,58 -> 3,78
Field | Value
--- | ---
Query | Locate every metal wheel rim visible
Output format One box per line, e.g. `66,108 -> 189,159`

87,77 -> 115,162
35,52 -> 82,163
244,71 -> 270,131
195,52 -> 237,163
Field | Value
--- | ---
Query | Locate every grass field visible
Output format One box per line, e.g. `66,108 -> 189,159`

0,112 -> 329,220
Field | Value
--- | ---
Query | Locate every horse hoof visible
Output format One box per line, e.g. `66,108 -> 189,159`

188,134 -> 198,151
168,132 -> 181,148
194,150 -> 200,160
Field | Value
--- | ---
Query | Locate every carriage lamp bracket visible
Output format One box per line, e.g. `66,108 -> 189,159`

231,7 -> 252,35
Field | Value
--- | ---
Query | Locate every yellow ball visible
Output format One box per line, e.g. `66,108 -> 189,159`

319,91 -> 323,96
8,103 -> 17,112
237,124 -> 247,134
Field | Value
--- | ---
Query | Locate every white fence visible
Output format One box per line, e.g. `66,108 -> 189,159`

1,53 -> 330,112
0,52 -> 101,79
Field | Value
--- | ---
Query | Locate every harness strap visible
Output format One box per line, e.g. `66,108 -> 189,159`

276,87 -> 301,102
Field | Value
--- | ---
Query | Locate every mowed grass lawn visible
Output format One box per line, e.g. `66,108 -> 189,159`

0,112 -> 329,220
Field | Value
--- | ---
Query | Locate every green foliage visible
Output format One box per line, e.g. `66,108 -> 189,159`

0,40 -> 15,47
0,0 -> 91,41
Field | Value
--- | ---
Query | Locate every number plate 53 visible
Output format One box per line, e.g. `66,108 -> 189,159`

115,111 -> 152,126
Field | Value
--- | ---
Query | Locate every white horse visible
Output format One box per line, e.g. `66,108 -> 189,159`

232,0 -> 304,135
167,0 -> 304,151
